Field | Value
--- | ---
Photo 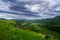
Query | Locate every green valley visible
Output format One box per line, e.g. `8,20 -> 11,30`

0,16 -> 60,40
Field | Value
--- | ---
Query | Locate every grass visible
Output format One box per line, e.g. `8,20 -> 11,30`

0,20 -> 59,40
0,20 -> 46,40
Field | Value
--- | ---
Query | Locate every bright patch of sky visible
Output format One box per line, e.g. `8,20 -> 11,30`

25,4 -> 40,12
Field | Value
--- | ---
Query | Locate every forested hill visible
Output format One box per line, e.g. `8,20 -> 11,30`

31,15 -> 60,23
30,15 -> 60,33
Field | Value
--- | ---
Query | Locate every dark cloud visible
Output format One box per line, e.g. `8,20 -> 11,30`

0,10 -> 40,17
0,0 -> 60,19
2,0 -> 17,3
9,2 -> 39,16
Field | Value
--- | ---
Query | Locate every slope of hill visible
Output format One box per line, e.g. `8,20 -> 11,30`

0,15 -> 60,40
0,20 -> 47,40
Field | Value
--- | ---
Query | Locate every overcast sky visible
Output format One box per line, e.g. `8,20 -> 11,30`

0,0 -> 60,20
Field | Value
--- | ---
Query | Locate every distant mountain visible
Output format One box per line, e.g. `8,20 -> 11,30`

0,18 -> 6,20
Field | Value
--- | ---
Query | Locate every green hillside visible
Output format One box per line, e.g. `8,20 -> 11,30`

0,17 -> 60,40
0,20 -> 47,40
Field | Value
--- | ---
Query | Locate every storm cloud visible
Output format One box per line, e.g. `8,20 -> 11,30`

0,0 -> 60,19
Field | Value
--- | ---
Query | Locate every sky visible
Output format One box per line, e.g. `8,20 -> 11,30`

0,0 -> 60,20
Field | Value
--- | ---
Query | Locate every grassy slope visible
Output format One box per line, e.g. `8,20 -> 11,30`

0,20 -> 47,40
0,20 -> 60,40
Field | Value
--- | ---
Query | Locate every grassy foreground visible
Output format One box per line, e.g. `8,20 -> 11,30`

0,20 -> 46,40
0,20 -> 59,40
